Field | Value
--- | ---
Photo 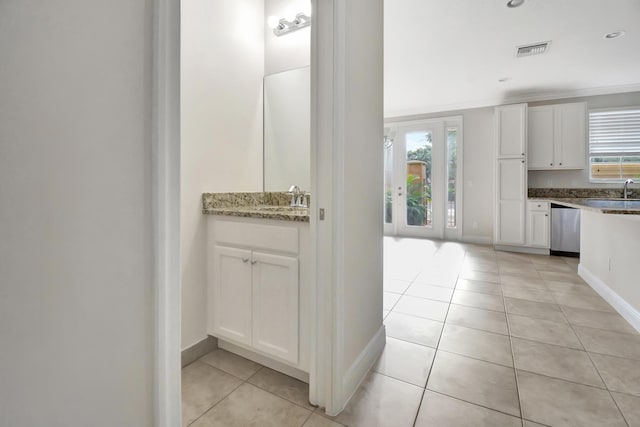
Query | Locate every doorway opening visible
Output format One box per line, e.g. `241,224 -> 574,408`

384,117 -> 463,240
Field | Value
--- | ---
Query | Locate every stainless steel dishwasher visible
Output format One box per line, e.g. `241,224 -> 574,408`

550,204 -> 581,256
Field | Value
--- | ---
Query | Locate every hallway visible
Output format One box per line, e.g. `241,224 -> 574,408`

182,237 -> 640,426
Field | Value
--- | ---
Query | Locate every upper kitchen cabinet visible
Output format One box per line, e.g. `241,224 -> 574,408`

495,104 -> 528,158
528,102 -> 586,170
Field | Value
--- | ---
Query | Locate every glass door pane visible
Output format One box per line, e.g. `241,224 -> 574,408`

446,128 -> 457,228
405,131 -> 432,228
384,141 -> 393,225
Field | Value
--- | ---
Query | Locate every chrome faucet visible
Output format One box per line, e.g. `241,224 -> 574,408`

624,179 -> 635,199
287,185 -> 309,208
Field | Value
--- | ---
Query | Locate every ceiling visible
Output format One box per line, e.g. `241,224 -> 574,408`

384,0 -> 640,117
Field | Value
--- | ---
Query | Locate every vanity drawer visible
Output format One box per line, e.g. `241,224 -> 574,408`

213,219 -> 299,254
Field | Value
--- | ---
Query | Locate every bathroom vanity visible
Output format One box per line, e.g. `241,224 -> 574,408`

203,192 -> 311,381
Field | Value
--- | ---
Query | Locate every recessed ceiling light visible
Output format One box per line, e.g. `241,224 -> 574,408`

604,31 -> 626,39
498,77 -> 511,83
507,0 -> 525,8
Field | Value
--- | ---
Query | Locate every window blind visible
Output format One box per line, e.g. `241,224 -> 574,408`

589,109 -> 640,156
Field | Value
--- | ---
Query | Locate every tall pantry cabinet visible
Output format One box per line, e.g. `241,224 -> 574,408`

494,104 -> 528,246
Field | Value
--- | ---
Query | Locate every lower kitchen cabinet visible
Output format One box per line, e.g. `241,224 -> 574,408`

526,201 -> 550,249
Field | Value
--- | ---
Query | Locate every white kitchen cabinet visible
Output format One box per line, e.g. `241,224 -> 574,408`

527,201 -> 550,248
528,106 -> 554,168
528,102 -> 586,170
207,217 -> 310,371
496,103 -> 528,158
495,104 -> 527,247
495,158 -> 527,245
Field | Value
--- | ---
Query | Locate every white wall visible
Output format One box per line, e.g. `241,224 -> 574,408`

0,1 -> 153,425
528,91 -> 640,188
580,211 -> 640,325
340,0 -> 385,382
264,0 -> 311,75
181,0 -> 265,349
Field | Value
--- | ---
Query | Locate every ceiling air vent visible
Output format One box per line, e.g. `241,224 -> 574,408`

517,42 -> 550,57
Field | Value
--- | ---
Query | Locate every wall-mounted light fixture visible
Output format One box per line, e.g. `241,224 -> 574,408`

267,10 -> 311,36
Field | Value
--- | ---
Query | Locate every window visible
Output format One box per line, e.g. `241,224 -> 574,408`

589,108 -> 640,181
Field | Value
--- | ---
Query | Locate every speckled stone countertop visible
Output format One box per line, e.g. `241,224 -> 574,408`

202,192 -> 310,222
528,188 -> 640,215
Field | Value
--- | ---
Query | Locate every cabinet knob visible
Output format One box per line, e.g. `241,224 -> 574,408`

550,163 -> 553,166
545,214 -> 549,217
251,260 -> 257,265
242,258 -> 249,263
559,162 -> 562,165
522,152 -> 525,156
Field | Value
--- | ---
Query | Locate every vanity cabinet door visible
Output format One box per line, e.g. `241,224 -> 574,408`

212,245 -> 253,346
251,251 -> 299,364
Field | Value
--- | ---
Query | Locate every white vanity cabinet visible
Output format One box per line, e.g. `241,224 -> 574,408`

207,216 -> 309,371
528,102 -> 586,170
526,201 -> 550,249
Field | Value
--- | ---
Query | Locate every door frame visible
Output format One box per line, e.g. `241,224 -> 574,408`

384,116 -> 464,241
152,0 -> 182,425
154,0 -> 382,422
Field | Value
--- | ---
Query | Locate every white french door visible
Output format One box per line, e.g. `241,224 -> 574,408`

384,117 -> 463,240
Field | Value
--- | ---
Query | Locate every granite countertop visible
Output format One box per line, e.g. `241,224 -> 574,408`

529,197 -> 640,215
202,192 -> 310,222
528,188 -> 640,215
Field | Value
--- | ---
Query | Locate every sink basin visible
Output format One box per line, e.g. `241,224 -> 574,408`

583,199 -> 640,209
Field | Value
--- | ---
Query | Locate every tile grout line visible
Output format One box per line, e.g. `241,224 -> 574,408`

497,259 -> 528,426
425,388 -> 525,422
410,245 -> 462,427
555,290 -> 632,427
186,376 -> 245,427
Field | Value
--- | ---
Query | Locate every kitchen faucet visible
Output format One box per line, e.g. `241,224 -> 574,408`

624,178 -> 635,199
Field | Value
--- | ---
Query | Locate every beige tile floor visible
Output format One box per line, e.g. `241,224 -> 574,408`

182,237 -> 640,427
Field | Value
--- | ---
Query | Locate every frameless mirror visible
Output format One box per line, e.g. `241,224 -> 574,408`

263,66 -> 310,191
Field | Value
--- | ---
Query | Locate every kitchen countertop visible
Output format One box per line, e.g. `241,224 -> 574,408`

202,192 -> 310,222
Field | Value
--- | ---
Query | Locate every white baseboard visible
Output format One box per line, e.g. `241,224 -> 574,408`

494,244 -> 549,255
462,235 -> 493,245
579,264 -> 640,333
218,340 -> 309,383
328,325 -> 386,416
